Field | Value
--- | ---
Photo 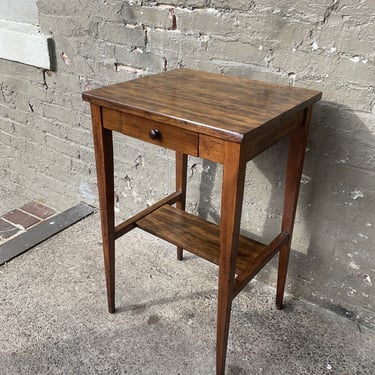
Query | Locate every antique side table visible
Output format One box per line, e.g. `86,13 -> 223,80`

83,69 -> 321,375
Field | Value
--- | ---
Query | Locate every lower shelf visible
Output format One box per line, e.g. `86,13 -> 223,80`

136,204 -> 267,275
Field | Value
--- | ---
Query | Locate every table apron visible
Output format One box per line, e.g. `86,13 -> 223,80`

102,107 -> 199,156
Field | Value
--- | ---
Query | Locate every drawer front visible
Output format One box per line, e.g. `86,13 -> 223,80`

102,108 -> 198,156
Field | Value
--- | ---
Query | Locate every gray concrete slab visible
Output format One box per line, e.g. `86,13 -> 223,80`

0,213 -> 374,375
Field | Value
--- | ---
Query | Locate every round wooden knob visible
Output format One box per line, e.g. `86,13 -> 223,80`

149,129 -> 161,140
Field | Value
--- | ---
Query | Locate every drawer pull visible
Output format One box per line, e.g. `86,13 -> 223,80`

149,129 -> 161,140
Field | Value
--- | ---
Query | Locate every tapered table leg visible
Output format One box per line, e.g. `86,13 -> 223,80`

276,106 -> 313,310
216,142 -> 246,375
176,152 -> 188,260
90,104 -> 116,313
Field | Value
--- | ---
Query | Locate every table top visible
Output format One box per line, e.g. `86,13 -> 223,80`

83,69 -> 321,143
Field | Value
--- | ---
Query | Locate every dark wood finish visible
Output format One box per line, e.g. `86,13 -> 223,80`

90,104 -> 116,314
83,69 -> 321,374
233,233 -> 289,298
102,107 -> 199,155
216,141 -> 247,375
243,110 -> 305,161
276,106 -> 313,309
175,152 -> 188,260
136,205 -> 266,274
83,69 -> 321,143
199,134 -> 225,164
114,191 -> 181,239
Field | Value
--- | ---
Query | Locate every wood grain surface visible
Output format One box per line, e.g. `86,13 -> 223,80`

83,69 -> 321,143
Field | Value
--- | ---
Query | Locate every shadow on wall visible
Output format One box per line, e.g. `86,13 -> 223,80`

197,101 -> 375,323
287,101 -> 374,323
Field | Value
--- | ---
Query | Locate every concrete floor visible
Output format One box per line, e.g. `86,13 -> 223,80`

0,213 -> 374,375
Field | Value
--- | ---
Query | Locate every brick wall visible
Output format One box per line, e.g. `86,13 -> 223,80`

0,0 -> 374,325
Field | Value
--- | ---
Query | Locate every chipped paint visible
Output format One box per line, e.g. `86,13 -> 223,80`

115,192 -> 120,213
335,158 -> 348,164
350,55 -> 360,63
350,189 -> 364,200
301,174 -> 312,184
61,52 -> 73,66
288,72 -> 296,86
134,155 -> 143,169
357,274 -> 372,286
79,181 -> 96,202
114,63 -> 144,75
349,261 -> 360,270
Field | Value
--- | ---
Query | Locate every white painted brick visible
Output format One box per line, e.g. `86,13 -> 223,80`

176,8 -> 234,35
99,22 -> 146,47
124,6 -> 172,29
208,37 -> 266,66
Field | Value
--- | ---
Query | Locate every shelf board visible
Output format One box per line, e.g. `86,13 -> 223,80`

136,205 -> 266,275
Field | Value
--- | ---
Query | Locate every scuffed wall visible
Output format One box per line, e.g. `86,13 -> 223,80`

0,0 -> 374,325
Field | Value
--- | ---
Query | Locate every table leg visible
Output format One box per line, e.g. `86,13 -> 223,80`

91,104 -> 116,313
276,106 -> 313,310
176,152 -> 188,260
216,143 -> 246,375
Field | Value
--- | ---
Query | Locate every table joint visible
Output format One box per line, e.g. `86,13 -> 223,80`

233,232 -> 289,298
114,191 -> 182,239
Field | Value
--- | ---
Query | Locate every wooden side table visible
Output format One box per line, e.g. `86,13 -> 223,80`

83,69 -> 321,375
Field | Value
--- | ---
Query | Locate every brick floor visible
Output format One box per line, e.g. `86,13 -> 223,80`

0,202 -> 93,265
20,202 -> 55,219
2,209 -> 40,229
0,202 -> 57,245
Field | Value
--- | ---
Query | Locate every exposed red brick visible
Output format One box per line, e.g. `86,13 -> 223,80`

2,209 -> 40,229
20,201 -> 55,219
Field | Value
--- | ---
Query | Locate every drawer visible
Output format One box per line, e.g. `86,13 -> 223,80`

102,107 -> 198,156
